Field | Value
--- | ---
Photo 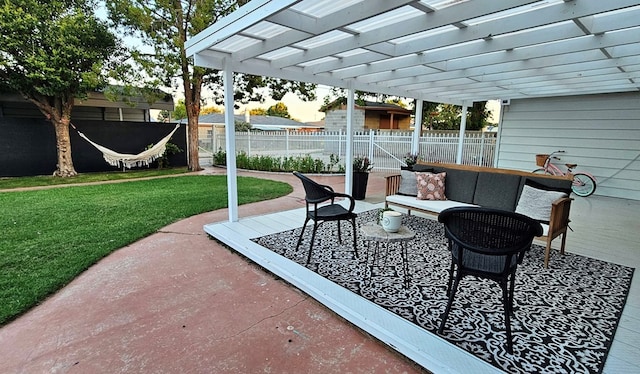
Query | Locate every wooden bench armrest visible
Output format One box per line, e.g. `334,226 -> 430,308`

385,174 -> 401,196
547,196 -> 573,240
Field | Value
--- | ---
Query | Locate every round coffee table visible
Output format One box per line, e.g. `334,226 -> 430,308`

360,222 -> 416,287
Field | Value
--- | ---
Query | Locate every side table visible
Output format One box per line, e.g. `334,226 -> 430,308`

360,222 -> 416,287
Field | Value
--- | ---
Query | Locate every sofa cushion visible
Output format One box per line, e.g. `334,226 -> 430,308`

518,177 -> 572,199
398,170 -> 418,196
515,184 -> 568,223
473,172 -> 522,211
411,164 -> 435,173
416,172 -> 447,200
386,194 -> 478,213
434,168 -> 478,203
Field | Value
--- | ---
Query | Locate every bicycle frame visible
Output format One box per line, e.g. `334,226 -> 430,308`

541,152 -> 597,181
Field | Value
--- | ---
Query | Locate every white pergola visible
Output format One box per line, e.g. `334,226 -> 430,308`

186,0 -> 640,221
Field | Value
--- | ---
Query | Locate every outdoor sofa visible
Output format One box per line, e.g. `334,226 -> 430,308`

385,162 -> 573,268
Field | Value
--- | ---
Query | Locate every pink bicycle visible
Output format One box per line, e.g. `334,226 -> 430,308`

533,150 -> 597,197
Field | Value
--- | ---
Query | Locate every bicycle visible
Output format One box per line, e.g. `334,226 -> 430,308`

533,150 -> 597,197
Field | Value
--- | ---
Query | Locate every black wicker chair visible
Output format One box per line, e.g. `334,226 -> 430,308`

293,171 -> 358,265
437,207 -> 543,354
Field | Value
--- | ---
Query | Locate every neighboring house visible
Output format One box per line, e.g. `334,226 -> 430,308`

195,112 -> 324,140
0,89 -> 174,122
321,99 -> 413,132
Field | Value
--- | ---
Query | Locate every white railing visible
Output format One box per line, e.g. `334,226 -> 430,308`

200,130 -> 496,171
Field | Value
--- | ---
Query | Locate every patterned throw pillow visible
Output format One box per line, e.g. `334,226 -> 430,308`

416,172 -> 447,200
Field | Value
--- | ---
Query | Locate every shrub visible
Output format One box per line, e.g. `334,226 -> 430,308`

212,150 -> 339,174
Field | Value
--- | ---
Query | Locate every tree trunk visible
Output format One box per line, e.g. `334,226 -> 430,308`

186,104 -> 202,172
52,116 -> 77,177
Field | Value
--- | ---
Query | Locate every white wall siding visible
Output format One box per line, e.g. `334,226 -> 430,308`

497,92 -> 640,200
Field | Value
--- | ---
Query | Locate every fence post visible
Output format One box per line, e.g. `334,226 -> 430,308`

286,129 -> 290,157
246,129 -> 251,156
339,130 -> 343,162
479,132 -> 485,166
211,124 -> 215,153
368,129 -> 374,167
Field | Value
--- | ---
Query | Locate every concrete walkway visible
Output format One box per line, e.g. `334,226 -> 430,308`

0,169 -> 426,373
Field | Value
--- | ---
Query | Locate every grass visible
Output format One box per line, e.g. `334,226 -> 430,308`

0,175 -> 292,325
0,167 -> 190,190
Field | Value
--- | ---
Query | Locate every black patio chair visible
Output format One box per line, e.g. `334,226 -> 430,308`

293,171 -> 358,265
437,207 -> 543,354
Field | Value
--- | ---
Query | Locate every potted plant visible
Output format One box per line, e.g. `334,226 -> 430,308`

402,153 -> 419,170
352,155 -> 372,200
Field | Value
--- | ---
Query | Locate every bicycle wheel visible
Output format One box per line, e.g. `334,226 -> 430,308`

572,173 -> 596,197
532,168 -> 553,175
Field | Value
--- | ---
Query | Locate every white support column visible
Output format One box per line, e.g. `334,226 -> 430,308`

494,101 -> 507,167
223,63 -> 239,222
412,99 -> 423,156
456,101 -> 470,164
345,85 -> 355,195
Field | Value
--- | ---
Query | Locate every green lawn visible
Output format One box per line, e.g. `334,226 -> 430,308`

0,175 -> 292,325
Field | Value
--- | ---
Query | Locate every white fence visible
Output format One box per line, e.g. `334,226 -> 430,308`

200,130 -> 496,171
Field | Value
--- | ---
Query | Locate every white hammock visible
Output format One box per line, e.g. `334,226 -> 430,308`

77,124 -> 180,169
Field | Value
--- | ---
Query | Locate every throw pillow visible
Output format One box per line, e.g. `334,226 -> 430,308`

416,172 -> 447,200
398,170 -> 418,196
515,184 -> 568,223
524,178 -> 572,196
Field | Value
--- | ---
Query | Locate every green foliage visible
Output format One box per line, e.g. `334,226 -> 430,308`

145,142 -> 184,169
428,102 -> 488,131
212,150 -> 344,174
266,102 -> 290,118
0,0 -> 118,99
0,175 -> 292,324
234,120 -> 252,132
172,99 -> 187,120
328,154 -> 345,173
213,147 -> 227,165
353,155 -> 373,172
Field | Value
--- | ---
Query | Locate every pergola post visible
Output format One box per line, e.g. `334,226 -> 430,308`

345,84 -> 355,195
456,101 -> 470,164
223,63 -> 239,222
412,99 -> 423,156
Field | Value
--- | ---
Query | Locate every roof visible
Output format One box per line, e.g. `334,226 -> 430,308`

196,113 -> 314,130
320,98 -> 412,113
186,0 -> 640,105
0,88 -> 174,111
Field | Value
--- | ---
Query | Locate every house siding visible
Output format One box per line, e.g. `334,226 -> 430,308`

497,92 -> 640,200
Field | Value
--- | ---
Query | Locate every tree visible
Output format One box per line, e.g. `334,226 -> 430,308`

201,106 -> 222,115
266,102 -> 290,118
0,0 -> 118,176
414,100 -> 440,131
250,108 -> 267,116
429,102 -> 488,131
107,0 -> 316,171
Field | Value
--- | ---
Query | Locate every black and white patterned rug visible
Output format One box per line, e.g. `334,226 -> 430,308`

253,210 -> 634,374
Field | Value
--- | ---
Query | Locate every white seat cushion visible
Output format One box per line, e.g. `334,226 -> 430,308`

386,194 -> 478,213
